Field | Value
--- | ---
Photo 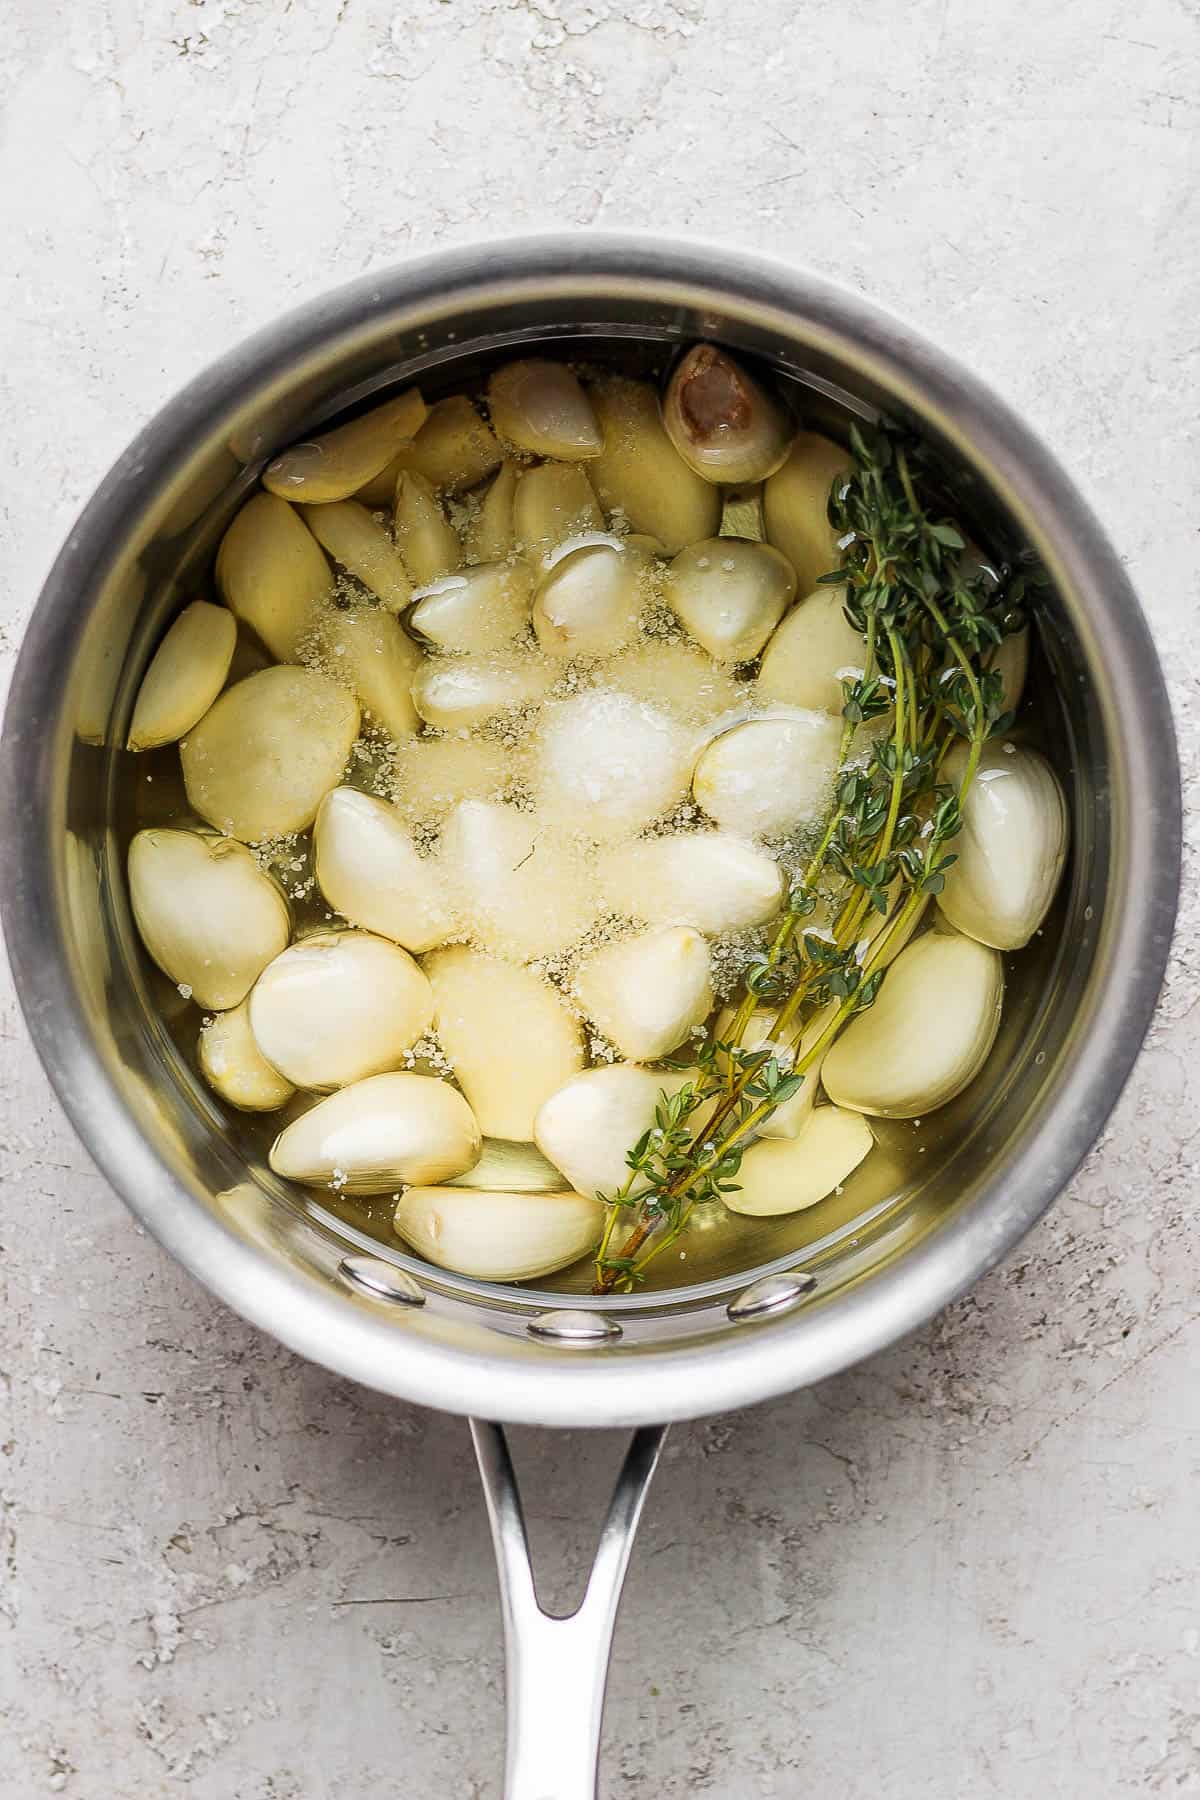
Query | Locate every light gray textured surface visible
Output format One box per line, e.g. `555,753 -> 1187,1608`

1,2 -> 1198,1795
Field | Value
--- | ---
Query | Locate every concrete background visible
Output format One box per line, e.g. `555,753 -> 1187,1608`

1,1 -> 1198,1794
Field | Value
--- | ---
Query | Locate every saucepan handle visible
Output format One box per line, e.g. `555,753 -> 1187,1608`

469,1418 -> 668,1800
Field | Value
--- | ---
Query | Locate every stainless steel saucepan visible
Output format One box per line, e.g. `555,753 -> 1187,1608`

0,235 -> 1180,1798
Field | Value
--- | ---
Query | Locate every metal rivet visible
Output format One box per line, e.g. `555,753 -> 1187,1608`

526,1309 -> 622,1345
338,1255 -> 425,1307
727,1270 -> 817,1323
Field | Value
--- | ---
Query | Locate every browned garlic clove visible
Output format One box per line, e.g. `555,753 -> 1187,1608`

663,344 -> 794,486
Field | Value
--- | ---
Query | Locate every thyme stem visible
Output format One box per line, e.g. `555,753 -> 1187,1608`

593,422 -> 1029,1293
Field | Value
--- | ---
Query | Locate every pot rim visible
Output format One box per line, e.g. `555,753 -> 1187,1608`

0,231 -> 1180,1426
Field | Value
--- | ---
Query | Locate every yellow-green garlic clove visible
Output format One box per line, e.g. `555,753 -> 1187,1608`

393,1185 -> 602,1281
463,460 -> 518,562
532,536 -> 647,657
762,432 -> 853,597
393,469 -> 463,584
513,463 -> 604,563
425,945 -> 584,1140
713,1000 -> 838,1140
270,1072 -> 480,1192
487,360 -> 603,462
300,501 -> 413,612
314,787 -> 456,953
937,742 -> 1068,950
574,925 -> 713,1061
587,376 -> 721,553
533,1063 -> 694,1201
249,930 -> 433,1090
692,708 -> 843,838
215,492 -> 333,661
755,584 -> 867,713
599,831 -> 783,932
722,1106 -> 873,1215
262,389 -> 426,503
128,828 -> 290,1010
394,396 -> 502,494
180,665 -> 359,842
310,602 -> 420,744
410,654 -> 553,731
407,561 -> 533,654
667,538 -> 796,663
821,931 -> 1003,1119
198,999 -> 295,1112
128,601 -> 236,751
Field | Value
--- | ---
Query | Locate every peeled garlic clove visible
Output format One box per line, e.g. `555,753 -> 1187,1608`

425,946 -> 584,1139
249,930 -> 433,1090
311,602 -> 420,744
181,665 -> 359,842
715,1000 -> 836,1139
756,584 -> 867,713
408,561 -> 533,654
394,396 -> 502,494
464,460 -> 518,562
693,708 -> 843,838
667,538 -> 796,663
663,344 -> 793,486
262,389 -> 426,503
446,1139 -> 565,1193
535,691 -> 698,841
391,732 -> 517,823
513,463 -> 604,562
393,469 -> 462,584
821,931 -> 1003,1119
300,501 -> 412,612
762,433 -> 853,596
394,1185 -> 602,1281
991,627 -> 1030,715
440,799 -> 595,961
270,1071 -> 480,1192
198,999 -> 295,1112
411,655 -> 553,731
937,742 -> 1068,950
605,638 -> 743,728
314,787 -> 455,952
600,831 -> 783,932
574,926 -> 713,1061
129,828 -> 290,1009
129,601 -> 236,751
723,1106 -> 873,1216
216,492 -> 333,660
487,360 -> 603,461
533,1063 -> 694,1201
588,377 -> 721,554
720,486 -> 765,540
532,538 -> 645,657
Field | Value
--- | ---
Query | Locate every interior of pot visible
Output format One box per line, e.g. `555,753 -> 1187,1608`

8,245 -> 1174,1423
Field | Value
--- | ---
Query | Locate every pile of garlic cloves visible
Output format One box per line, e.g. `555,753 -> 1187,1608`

125,345 -> 1067,1287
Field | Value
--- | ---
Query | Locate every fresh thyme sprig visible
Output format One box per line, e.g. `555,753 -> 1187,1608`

592,421 -> 1031,1293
